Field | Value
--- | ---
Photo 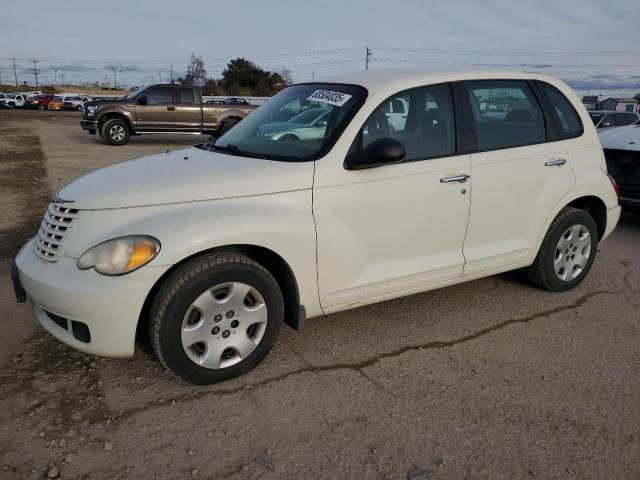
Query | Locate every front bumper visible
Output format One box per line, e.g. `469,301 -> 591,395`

15,238 -> 169,357
80,119 -> 98,131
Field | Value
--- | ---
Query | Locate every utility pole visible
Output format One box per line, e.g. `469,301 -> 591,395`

170,64 -> 173,83
120,68 -> 124,89
365,47 -> 372,71
112,67 -> 117,88
29,58 -> 40,86
61,73 -> 64,86
12,58 -> 18,86
103,73 -> 108,86
312,65 -> 315,80
54,70 -> 58,85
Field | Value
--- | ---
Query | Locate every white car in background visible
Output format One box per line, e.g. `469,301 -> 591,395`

14,69 -> 620,384
258,107 -> 331,141
599,120 -> 640,207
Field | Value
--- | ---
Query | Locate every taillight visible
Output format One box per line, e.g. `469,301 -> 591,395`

608,174 -> 620,198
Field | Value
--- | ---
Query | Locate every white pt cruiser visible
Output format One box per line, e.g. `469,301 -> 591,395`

13,69 -> 621,384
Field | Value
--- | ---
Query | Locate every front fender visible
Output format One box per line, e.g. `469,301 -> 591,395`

63,190 -> 322,318
96,107 -> 136,128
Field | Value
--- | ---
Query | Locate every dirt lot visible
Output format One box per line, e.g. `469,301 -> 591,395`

1,110 -> 639,480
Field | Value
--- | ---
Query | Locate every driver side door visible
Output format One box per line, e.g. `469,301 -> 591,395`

134,86 -> 176,131
313,82 -> 472,311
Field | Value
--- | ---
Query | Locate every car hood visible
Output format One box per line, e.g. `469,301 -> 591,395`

599,124 -> 640,151
56,146 -> 314,209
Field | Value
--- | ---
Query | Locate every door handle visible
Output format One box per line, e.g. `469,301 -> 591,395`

440,174 -> 470,183
166,106 -> 176,111
545,158 -> 566,167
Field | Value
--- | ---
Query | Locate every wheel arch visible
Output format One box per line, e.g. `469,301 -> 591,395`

98,110 -> 134,131
565,195 -> 607,240
137,244 -> 304,343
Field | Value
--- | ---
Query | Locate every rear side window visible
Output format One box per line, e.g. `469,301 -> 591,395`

145,87 -> 173,105
539,83 -> 582,139
464,80 -> 545,151
178,86 -> 194,104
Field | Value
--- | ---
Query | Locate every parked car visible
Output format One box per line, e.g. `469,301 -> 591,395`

257,107 -> 331,141
13,70 -> 620,384
63,95 -> 90,111
599,122 -> 640,208
80,84 -> 257,145
0,94 -> 27,108
48,94 -> 83,111
25,94 -> 55,110
588,110 -> 639,130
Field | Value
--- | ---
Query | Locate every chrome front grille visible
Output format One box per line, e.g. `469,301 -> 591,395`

34,203 -> 83,261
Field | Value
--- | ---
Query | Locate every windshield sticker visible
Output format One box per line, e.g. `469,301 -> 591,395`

307,90 -> 353,107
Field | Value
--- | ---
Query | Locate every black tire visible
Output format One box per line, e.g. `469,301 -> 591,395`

150,252 -> 284,384
526,207 -> 598,291
219,120 -> 238,135
38,104 -> 45,110
6,102 -> 15,109
101,118 -> 130,146
279,134 -> 299,142
76,105 -> 83,111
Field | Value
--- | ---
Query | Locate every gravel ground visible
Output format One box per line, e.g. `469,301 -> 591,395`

1,110 -> 639,480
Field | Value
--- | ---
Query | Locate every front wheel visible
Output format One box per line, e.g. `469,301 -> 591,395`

150,252 -> 284,384
526,207 -> 598,291
101,118 -> 130,146
219,120 -> 238,135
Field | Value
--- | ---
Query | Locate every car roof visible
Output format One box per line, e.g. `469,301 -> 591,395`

314,67 -> 562,95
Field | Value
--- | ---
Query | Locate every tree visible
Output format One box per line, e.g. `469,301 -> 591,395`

202,78 -> 218,96
182,53 -> 207,86
634,92 -> 640,102
255,78 -> 272,96
279,67 -> 293,86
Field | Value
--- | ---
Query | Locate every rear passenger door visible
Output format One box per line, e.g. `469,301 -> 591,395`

175,86 -> 202,132
459,79 -> 576,276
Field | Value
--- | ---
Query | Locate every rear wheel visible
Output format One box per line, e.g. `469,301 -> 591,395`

76,105 -> 83,111
527,207 -> 598,291
219,120 -> 239,135
150,252 -> 284,384
101,118 -> 130,146
279,134 -> 299,142
38,104 -> 45,110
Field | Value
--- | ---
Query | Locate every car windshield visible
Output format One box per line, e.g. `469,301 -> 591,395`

207,83 -> 367,161
589,112 -> 604,125
52,96 -> 63,101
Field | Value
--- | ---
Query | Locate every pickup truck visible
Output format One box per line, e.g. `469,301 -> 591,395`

0,94 -> 27,108
80,84 -> 257,145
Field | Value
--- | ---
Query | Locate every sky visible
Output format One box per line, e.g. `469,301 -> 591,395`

1,0 -> 638,97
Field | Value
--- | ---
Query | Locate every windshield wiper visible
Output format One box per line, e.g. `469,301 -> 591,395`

213,143 -> 258,158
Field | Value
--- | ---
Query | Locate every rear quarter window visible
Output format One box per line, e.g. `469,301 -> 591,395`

538,82 -> 583,139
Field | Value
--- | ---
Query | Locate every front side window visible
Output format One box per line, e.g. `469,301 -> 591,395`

359,84 -> 456,161
613,113 -> 633,126
539,83 -> 582,138
178,86 -> 194,104
211,83 -> 367,161
464,81 -> 545,151
144,87 -> 173,105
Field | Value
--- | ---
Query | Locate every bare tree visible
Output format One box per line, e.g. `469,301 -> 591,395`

183,53 -> 207,86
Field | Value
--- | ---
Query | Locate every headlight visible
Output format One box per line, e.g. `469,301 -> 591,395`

86,105 -> 98,116
77,236 -> 160,276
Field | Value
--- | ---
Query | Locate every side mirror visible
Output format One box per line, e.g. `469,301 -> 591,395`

345,137 -> 406,170
600,122 -> 612,128
137,95 -> 148,106
316,120 -> 328,128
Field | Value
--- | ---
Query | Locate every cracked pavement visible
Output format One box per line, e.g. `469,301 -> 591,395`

1,110 -> 639,479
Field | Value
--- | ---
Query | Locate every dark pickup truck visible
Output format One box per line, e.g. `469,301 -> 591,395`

80,84 -> 257,145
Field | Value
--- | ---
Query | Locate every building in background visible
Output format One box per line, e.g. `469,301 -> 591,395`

600,97 -> 639,113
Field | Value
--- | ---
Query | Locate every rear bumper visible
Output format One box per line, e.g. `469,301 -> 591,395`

602,205 -> 621,242
80,119 -> 98,131
15,238 -> 169,357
